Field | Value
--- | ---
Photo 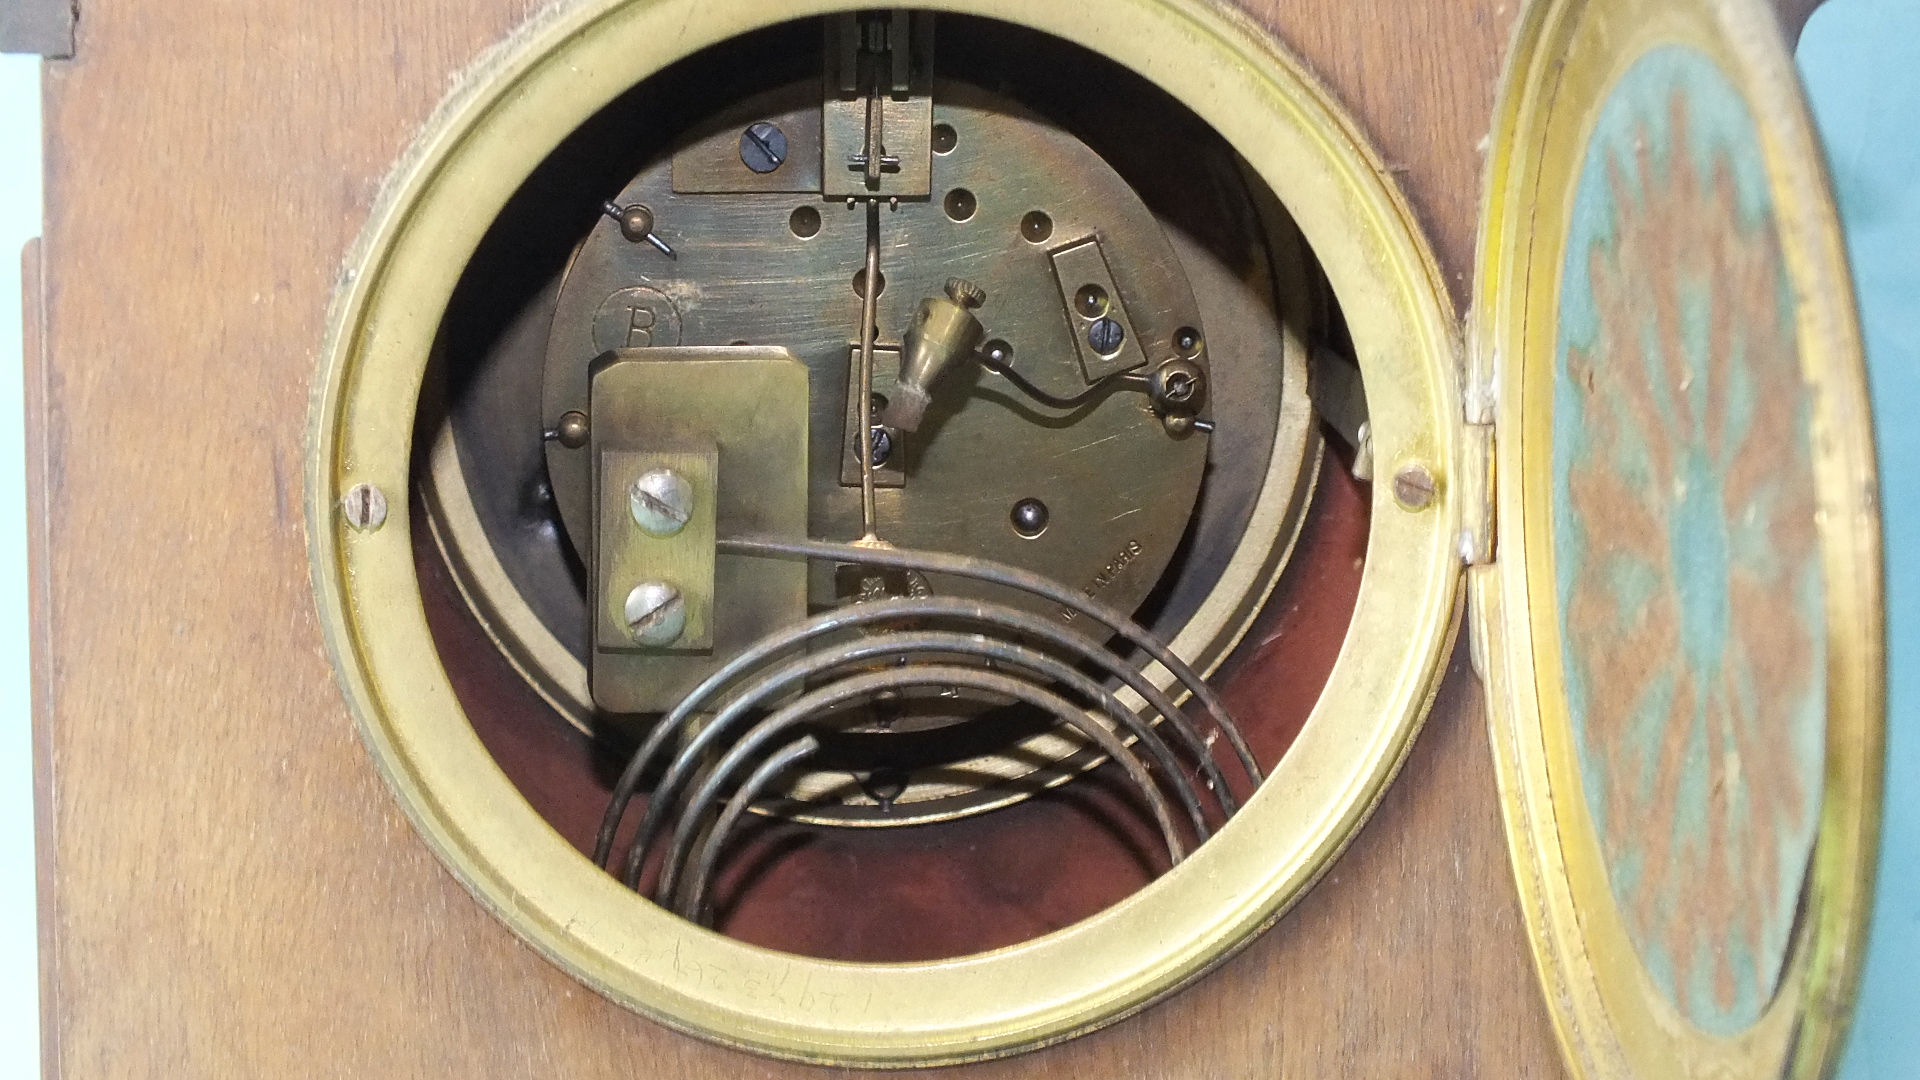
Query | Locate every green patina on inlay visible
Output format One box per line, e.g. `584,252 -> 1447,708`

1551,45 -> 1826,1036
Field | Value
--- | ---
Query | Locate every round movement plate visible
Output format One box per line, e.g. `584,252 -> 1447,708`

534,77 -> 1216,819
424,41 -> 1309,825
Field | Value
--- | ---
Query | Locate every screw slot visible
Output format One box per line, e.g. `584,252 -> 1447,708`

629,469 -> 694,536
625,582 -> 687,646
342,483 -> 388,532
1163,371 -> 1196,403
739,121 -> 788,173
868,427 -> 894,467
1087,317 -> 1125,357
1392,465 -> 1437,511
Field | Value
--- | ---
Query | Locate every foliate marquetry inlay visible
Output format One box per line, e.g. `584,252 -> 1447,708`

1552,46 -> 1824,1036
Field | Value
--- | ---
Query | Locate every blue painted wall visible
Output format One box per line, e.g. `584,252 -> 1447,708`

0,5 -> 1908,1077
1800,3 -> 1920,1077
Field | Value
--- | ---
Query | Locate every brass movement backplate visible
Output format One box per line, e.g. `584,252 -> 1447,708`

543,80 -> 1213,637
430,12 -> 1314,827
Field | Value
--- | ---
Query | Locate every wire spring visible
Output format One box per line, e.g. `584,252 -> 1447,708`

593,536 -> 1261,925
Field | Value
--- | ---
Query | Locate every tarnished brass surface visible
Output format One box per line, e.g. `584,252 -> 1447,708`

1049,237 -> 1148,383
586,347 -> 810,713
312,0 -> 1463,1063
544,79 -> 1212,633
671,86 -> 824,195
535,67 -> 1277,822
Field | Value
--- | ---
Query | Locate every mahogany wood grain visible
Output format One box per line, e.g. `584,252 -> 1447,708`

31,0 -> 1567,1076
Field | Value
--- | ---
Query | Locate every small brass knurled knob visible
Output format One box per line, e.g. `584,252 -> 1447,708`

944,277 -> 986,310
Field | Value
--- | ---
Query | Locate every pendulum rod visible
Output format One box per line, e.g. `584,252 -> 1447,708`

850,26 -> 892,544
857,196 -> 881,541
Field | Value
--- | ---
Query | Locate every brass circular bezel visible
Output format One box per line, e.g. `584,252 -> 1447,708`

309,0 -> 1462,1065
1469,1 -> 1883,1078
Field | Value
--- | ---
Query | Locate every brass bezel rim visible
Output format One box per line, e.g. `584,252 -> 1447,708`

308,0 -> 1463,1065
1470,0 -> 1884,1077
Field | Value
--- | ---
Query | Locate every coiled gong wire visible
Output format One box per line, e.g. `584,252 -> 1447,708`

593,535 -> 1262,924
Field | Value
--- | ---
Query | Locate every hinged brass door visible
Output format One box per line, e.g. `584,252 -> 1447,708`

1468,1 -> 1883,1077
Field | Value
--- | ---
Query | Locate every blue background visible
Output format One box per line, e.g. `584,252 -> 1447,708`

0,1 -> 1909,1074
1800,3 -> 1920,1075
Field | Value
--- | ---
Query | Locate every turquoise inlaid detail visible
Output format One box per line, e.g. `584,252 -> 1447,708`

1551,46 -> 1827,1036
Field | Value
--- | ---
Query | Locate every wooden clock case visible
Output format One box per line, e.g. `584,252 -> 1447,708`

22,0 -> 1837,1075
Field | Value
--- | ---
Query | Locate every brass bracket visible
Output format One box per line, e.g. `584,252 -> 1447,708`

670,91 -> 825,194
1050,236 -> 1149,383
841,343 -> 906,487
1308,341 -> 1373,481
822,11 -> 934,199
587,347 -> 811,713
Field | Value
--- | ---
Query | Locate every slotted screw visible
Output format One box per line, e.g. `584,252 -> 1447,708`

1087,317 -> 1125,356
342,483 -> 387,532
629,469 -> 693,536
625,582 -> 686,646
739,122 -> 789,173
1393,464 -> 1437,510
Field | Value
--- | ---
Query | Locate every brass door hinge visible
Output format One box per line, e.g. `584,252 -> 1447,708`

1459,317 -> 1496,567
